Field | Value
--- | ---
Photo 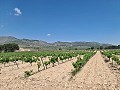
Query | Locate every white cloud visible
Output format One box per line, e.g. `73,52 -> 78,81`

14,8 -> 22,16
47,34 -> 51,36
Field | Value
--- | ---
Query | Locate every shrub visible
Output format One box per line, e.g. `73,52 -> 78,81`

24,70 -> 33,78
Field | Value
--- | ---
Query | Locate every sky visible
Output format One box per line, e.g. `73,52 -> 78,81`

0,0 -> 120,45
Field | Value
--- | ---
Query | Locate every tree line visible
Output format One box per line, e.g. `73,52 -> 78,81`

104,45 -> 120,49
88,45 -> 120,50
0,43 -> 19,52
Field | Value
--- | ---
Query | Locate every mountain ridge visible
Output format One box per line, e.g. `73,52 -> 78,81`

0,36 -> 112,49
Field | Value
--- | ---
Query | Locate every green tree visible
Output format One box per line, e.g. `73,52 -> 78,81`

3,43 -> 19,52
91,47 -> 94,50
100,46 -> 103,50
75,48 -> 78,50
0,45 -> 3,52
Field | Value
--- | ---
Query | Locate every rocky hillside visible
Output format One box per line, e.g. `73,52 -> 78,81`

0,36 -> 50,47
0,36 -> 112,49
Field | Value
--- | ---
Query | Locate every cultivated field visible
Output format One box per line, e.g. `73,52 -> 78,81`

0,51 -> 120,90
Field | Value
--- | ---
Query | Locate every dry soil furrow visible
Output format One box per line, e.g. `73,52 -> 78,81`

69,51 -> 119,90
0,56 -> 77,90
0,52 -> 119,90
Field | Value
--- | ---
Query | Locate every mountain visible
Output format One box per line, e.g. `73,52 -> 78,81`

53,41 -> 111,49
0,36 -> 50,47
0,36 -> 18,44
0,36 -> 112,50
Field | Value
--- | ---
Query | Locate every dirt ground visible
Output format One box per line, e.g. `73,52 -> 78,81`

0,51 -> 120,90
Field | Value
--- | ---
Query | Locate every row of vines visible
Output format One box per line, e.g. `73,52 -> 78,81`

0,51 -> 90,77
101,50 -> 120,66
71,51 -> 96,76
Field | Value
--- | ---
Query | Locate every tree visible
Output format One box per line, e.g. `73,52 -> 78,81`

75,48 -> 78,50
100,46 -> 103,50
3,43 -> 19,52
118,45 -> 120,49
59,48 -> 62,50
105,45 -> 120,49
0,45 -> 3,52
97,48 -> 99,50
86,48 -> 91,50
91,47 -> 94,50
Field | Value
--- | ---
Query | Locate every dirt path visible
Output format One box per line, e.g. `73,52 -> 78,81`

0,52 -> 119,90
0,56 -> 77,90
69,51 -> 120,90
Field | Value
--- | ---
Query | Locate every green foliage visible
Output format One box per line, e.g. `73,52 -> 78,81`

72,52 -> 95,76
112,56 -> 119,62
24,70 -> 33,78
43,61 -> 51,69
3,43 -> 19,52
91,47 -> 94,50
59,56 -> 64,62
112,55 -> 120,65
102,50 -> 120,65
71,68 -> 80,76
37,61 -> 41,71
24,56 -> 37,66
0,50 -> 90,72
0,45 -> 3,52
106,53 -> 112,60
1,56 -> 10,66
50,57 -> 57,67
72,58 -> 82,69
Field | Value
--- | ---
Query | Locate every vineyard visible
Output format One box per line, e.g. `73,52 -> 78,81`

0,51 -> 89,72
101,50 -> 120,69
0,50 -> 120,90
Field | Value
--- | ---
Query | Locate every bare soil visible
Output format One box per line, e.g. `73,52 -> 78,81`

0,51 -> 119,90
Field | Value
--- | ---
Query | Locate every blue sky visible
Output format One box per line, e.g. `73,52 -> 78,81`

0,0 -> 120,44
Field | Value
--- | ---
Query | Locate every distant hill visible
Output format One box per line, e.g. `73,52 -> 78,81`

0,36 -> 50,47
53,41 -> 112,49
0,36 -> 112,50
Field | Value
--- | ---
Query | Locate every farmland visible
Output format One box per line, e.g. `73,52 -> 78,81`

0,50 -> 120,90
1,0 -> 120,89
